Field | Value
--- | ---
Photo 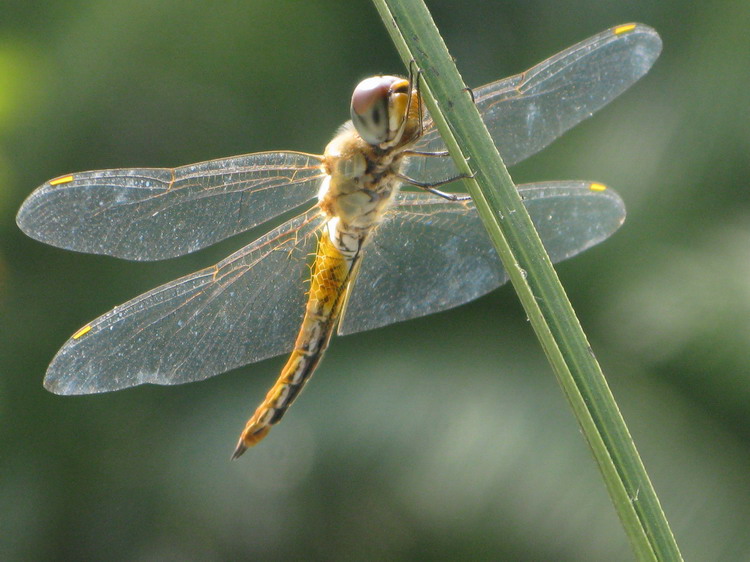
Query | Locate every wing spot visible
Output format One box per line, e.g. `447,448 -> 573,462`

589,182 -> 607,192
614,23 -> 637,35
50,175 -> 74,186
72,325 -> 93,339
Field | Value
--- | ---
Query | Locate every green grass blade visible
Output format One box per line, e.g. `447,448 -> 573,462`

372,1 -> 683,559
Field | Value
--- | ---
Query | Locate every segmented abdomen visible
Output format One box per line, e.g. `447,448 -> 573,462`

232,228 -> 354,458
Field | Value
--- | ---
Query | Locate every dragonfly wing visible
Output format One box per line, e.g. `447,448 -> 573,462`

338,182 -> 624,335
404,24 -> 661,183
44,208 -> 327,395
17,151 -> 324,260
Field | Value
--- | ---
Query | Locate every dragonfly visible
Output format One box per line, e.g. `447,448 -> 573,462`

17,23 -> 661,458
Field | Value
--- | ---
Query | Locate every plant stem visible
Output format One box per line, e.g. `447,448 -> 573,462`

372,1 -> 682,559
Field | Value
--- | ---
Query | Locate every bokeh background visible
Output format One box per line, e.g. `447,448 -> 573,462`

2,0 -> 749,560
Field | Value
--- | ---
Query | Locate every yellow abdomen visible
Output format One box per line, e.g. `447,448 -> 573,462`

232,229 -> 353,458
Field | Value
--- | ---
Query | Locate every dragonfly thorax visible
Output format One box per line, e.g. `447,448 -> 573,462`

320,121 -> 410,241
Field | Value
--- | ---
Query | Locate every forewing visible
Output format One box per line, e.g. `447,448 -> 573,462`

44,208 -> 327,395
404,23 -> 661,182
17,151 -> 324,260
338,182 -> 625,335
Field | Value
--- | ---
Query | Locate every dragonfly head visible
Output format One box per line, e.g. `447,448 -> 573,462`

350,75 -> 419,148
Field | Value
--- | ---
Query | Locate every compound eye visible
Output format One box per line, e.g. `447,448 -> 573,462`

350,77 -> 393,145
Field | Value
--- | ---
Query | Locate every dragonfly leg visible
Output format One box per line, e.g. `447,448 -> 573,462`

401,149 -> 450,157
396,172 -> 474,201
407,59 -> 427,139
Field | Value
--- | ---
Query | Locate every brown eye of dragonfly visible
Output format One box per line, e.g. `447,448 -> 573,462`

350,75 -> 405,145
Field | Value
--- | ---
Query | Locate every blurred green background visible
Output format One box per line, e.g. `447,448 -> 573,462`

2,0 -> 749,560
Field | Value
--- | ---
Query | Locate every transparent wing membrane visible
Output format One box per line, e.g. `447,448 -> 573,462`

405,23 -> 661,183
17,151 -> 324,260
44,209 -> 326,394
339,182 -> 625,335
